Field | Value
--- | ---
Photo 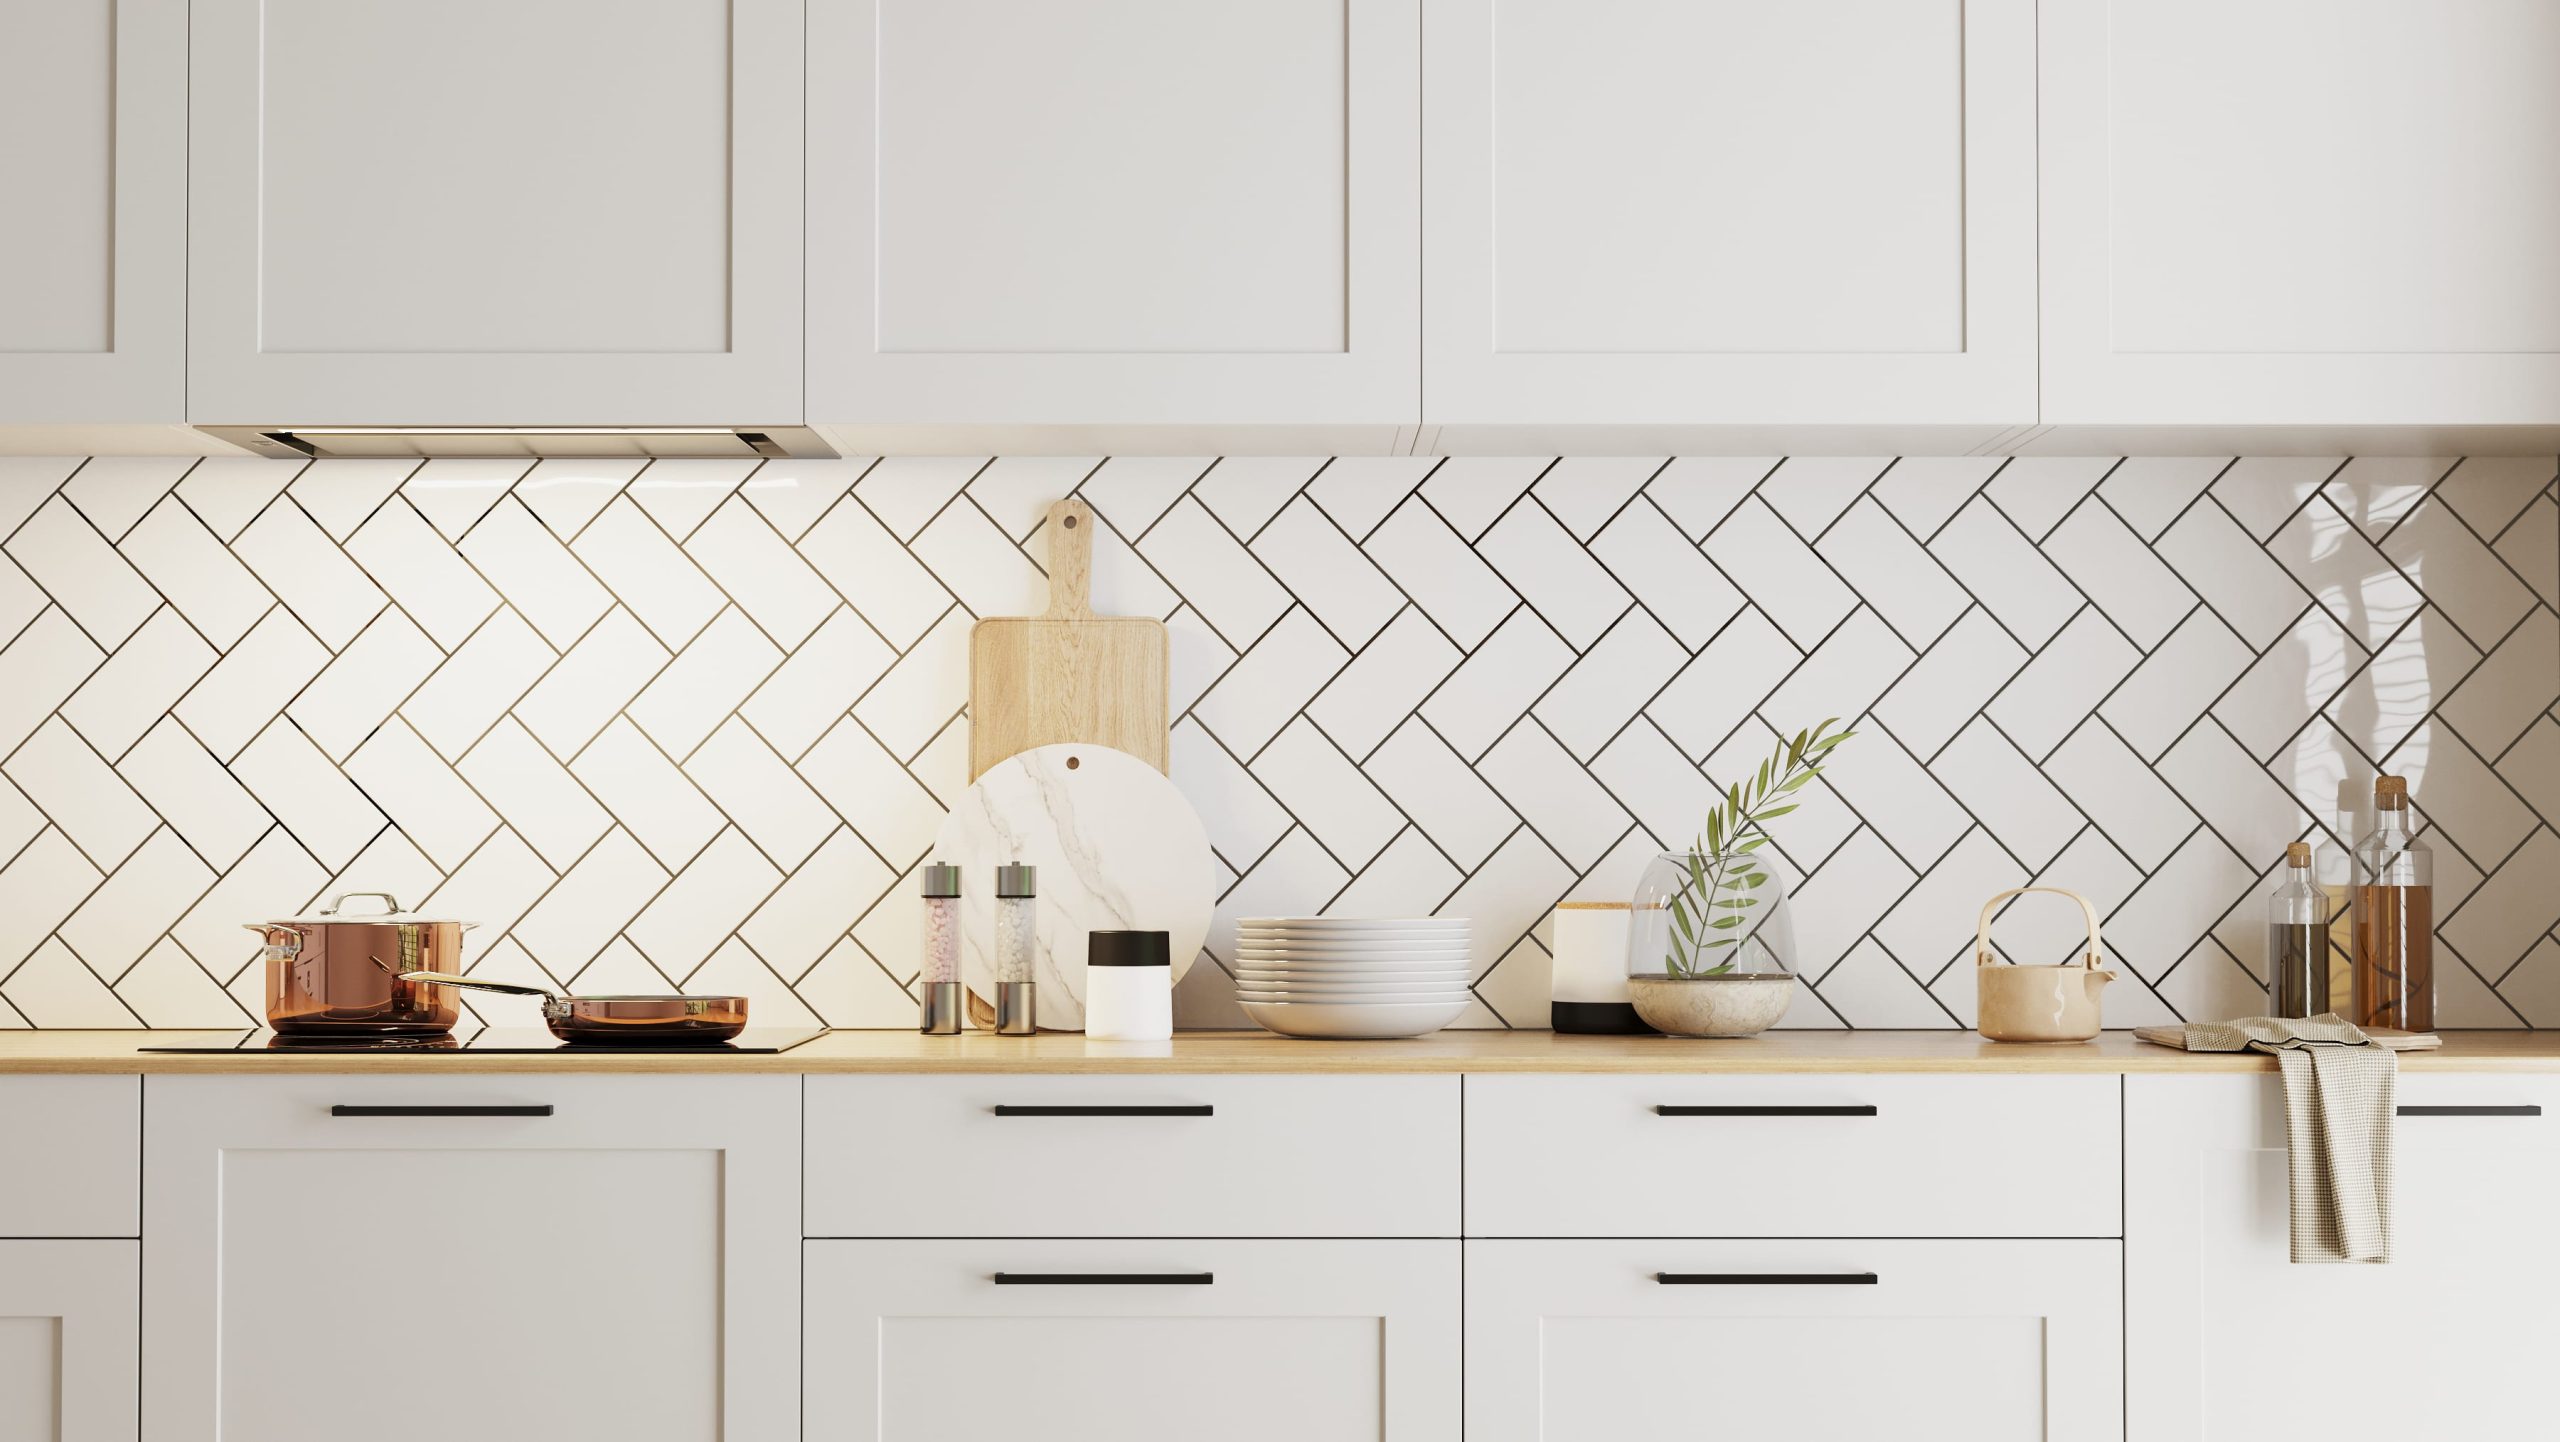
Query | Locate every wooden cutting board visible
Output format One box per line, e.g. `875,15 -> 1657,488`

968,498 -> 1169,780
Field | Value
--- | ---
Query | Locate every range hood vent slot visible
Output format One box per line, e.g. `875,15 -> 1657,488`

199,426 -> 834,461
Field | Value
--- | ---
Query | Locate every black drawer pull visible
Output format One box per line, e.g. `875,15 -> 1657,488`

990,1104 -> 1214,1117
1655,1105 -> 1878,1117
330,1105 -> 555,1118
2398,1104 -> 2542,1117
1657,1272 -> 1878,1286
993,1272 -> 1215,1286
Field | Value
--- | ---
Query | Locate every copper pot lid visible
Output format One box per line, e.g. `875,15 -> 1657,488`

254,891 -> 480,930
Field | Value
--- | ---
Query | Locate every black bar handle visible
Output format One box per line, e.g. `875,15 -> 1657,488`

1655,1105 -> 1878,1117
993,1272 -> 1215,1286
1657,1272 -> 1879,1286
2398,1104 -> 2542,1117
991,1104 -> 1214,1117
331,1105 -> 555,1118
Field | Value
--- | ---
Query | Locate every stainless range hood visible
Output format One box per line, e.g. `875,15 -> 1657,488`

199,426 -> 837,461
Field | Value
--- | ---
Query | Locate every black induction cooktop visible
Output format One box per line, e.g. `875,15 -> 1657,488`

137,1026 -> 828,1055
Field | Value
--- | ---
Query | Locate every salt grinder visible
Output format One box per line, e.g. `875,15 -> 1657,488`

918,863 -> 964,1034
994,864 -> 1038,1035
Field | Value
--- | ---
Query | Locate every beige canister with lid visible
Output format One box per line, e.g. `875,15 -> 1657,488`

1550,901 -> 1654,1034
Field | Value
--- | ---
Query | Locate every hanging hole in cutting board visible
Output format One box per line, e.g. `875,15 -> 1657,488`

1067,755 -> 1080,769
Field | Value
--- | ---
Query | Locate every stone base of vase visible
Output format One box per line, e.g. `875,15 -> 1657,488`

1627,974 -> 1794,1038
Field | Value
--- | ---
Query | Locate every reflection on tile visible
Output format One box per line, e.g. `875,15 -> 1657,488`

2324,457 -> 2453,540
2326,607 -> 2482,764
2266,497 -> 2425,650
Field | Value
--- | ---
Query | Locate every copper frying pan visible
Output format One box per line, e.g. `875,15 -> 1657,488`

404,973 -> 749,1044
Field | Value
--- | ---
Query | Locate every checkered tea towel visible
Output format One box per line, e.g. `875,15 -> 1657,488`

2181,1014 -> 2397,1264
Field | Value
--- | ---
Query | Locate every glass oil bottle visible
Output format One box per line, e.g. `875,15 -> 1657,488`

2265,842 -> 2326,1018
2349,776 -> 2433,1032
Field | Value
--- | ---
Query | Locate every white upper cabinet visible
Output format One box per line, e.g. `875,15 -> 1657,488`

2041,0 -> 2560,427
806,0 -> 1420,430
187,0 -> 803,427
1422,0 -> 2038,434
0,0 -> 183,423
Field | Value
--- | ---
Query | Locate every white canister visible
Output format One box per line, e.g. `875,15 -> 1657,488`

1550,902 -> 1653,1034
1083,930 -> 1173,1040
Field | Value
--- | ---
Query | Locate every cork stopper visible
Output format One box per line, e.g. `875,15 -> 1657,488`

2374,775 -> 2409,810
2285,842 -> 2312,868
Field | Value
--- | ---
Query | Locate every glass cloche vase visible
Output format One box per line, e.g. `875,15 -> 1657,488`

1624,847 -> 1798,1037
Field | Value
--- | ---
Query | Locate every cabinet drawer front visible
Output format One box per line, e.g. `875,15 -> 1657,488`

1467,1238 -> 2121,1442
0,1077 -> 137,1236
1466,1075 -> 2119,1237
0,1241 -> 139,1442
807,1238 -> 1460,1442
805,1075 -> 1458,1237
2128,1074 -> 2560,1439
142,1076 -> 798,1442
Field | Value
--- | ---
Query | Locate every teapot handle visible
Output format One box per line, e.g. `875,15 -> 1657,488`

1975,887 -> 2104,969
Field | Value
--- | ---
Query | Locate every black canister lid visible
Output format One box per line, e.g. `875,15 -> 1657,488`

1086,930 -> 1170,967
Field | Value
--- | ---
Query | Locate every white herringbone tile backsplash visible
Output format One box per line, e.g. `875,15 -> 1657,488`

0,454 -> 2553,1031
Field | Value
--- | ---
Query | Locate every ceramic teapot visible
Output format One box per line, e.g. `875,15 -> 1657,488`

1973,887 -> 2116,1043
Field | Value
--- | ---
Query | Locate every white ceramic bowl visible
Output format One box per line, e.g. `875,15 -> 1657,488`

1234,941 -> 1472,958
1232,953 -> 1471,969
1239,919 -> 1467,934
1239,995 -> 1470,1009
1239,996 -> 1471,1039
1233,927 -> 1464,937
1239,970 -> 1470,983
1236,981 -> 1471,999
1233,962 -> 1470,978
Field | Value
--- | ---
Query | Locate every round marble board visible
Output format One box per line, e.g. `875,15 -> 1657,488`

931,743 -> 1214,1030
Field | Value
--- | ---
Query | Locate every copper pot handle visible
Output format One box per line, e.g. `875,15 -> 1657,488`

401,971 -> 552,999
321,891 -> 404,917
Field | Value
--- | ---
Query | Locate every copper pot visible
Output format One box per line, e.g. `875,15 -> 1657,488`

404,973 -> 749,1044
248,893 -> 475,1036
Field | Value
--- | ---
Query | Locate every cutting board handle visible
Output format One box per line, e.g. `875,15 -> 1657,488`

1045,499 -> 1096,620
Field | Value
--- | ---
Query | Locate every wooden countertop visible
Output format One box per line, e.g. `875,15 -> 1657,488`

4,1029 -> 2560,1074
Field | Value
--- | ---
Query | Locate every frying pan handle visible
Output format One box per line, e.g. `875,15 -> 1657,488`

1043,498 -> 1096,620
400,970 -> 550,998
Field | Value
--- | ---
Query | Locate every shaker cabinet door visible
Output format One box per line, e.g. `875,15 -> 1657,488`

2040,0 -> 2560,425
0,1242 -> 139,1442
1422,0 -> 2037,432
805,1239 -> 1462,1442
187,0 -> 803,426
0,0 -> 183,422
2126,1074 -> 2560,1440
806,0 -> 1420,430
1467,1239 -> 2122,1442
141,1076 -> 798,1442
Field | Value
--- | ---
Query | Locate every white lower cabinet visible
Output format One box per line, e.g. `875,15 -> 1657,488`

0,1241 -> 138,1442
1466,1239 -> 2123,1442
141,1075 -> 798,1442
804,1239 -> 1462,1441
2128,1074 -> 2560,1440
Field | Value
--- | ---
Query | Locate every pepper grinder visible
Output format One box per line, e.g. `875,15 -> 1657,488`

994,864 -> 1038,1035
918,863 -> 963,1034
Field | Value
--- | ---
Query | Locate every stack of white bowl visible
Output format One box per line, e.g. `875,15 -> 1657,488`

1233,918 -> 1472,1039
